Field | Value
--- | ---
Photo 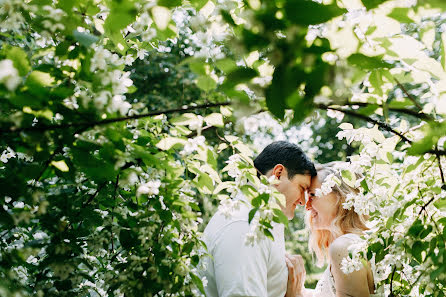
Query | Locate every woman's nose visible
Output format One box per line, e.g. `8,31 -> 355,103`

305,200 -> 312,211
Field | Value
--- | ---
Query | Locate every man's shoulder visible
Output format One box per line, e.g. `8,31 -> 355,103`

204,204 -> 251,233
203,203 -> 257,245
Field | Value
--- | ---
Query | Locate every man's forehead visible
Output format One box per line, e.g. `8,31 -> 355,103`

293,174 -> 312,188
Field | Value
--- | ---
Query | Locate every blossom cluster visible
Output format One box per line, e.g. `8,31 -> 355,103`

0,59 -> 21,91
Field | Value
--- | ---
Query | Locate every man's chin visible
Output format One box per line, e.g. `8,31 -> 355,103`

285,211 -> 294,220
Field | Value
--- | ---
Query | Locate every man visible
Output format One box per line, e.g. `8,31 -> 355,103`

200,141 -> 317,297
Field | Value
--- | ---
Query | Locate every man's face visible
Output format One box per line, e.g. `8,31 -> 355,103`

268,165 -> 312,219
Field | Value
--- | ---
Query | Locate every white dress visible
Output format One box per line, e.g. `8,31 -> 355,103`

313,264 -> 337,297
312,233 -> 376,297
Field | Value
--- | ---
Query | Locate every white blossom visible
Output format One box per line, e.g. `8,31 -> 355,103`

0,59 -> 21,91
137,180 -> 161,197
181,136 -> 206,155
340,255 -> 363,274
218,198 -> 241,219
107,95 -> 131,115
188,115 -> 204,131
1,147 -> 16,163
327,109 -> 345,122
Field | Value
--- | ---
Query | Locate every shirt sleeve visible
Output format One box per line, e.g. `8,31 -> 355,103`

212,220 -> 270,297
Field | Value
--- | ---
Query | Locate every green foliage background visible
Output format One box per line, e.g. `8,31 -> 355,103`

0,0 -> 445,296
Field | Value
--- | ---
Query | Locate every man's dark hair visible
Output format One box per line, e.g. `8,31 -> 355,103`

253,141 -> 317,178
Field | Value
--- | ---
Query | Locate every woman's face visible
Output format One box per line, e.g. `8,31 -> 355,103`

306,176 -> 338,230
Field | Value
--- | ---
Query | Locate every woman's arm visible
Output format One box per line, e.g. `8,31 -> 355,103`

329,237 -> 371,297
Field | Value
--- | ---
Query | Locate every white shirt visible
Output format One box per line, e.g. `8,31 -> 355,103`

200,200 -> 288,297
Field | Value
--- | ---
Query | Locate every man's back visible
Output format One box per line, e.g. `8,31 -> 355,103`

200,201 -> 287,297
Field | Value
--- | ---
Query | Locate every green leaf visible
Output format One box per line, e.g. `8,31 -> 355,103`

251,196 -> 262,208
215,58 -> 237,73
341,170 -> 356,187
196,75 -> 217,92
263,228 -> 274,240
185,58 -> 207,75
388,7 -> 415,23
441,32 -> 446,71
158,0 -> 182,8
221,67 -> 258,90
368,70 -> 384,96
156,137 -> 186,150
434,198 -> 446,211
273,208 -> 289,228
190,273 -> 205,295
408,219 -> 423,237
197,172 -> 214,193
3,46 -> 30,76
411,241 -> 423,263
119,229 -> 139,249
204,113 -> 224,127
73,30 -> 99,47
438,217 -> 446,227
57,0 -> 76,14
361,0 -> 389,10
347,54 -> 392,70
419,225 -> 432,239
55,41 -> 72,57
285,0 -> 347,25
249,207 -> 258,223
51,160 -> 70,172
408,122 -> 446,155
221,10 -> 236,26
266,66 -> 305,119
430,266 -> 444,281
25,71 -> 55,97
104,1 -> 137,38
190,0 -> 208,9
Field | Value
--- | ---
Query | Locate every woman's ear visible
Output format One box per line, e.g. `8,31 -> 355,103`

272,164 -> 285,180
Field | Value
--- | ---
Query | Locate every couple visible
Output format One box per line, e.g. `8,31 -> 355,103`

200,141 -> 375,297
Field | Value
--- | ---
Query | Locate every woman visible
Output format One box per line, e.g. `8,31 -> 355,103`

286,163 -> 375,297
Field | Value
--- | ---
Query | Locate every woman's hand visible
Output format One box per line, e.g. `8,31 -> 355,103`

285,254 -> 306,297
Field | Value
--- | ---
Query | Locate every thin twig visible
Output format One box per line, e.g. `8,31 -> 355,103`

1,102 -> 231,134
393,77 -> 424,112
82,181 -> 108,208
419,196 -> 435,215
390,265 -> 396,297
435,145 -> 445,189
110,174 -> 119,253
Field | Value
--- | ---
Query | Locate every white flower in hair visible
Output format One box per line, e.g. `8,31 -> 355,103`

320,173 -> 337,195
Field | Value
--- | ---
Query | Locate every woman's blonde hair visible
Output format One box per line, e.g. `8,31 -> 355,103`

307,162 -> 369,266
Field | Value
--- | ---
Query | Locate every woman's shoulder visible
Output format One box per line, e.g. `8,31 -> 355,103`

329,233 -> 363,259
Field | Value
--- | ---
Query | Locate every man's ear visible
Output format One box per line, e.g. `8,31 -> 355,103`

271,164 -> 285,180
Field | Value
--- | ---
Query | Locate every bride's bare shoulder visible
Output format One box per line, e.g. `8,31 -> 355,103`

329,234 -> 361,262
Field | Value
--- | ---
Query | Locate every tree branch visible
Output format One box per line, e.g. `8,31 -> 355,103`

340,101 -> 431,120
317,104 -> 446,156
393,78 -> 424,112
1,102 -> 231,134
317,104 -> 412,143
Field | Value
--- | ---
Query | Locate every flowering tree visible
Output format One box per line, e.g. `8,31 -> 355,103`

0,0 -> 445,297
216,0 -> 446,295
